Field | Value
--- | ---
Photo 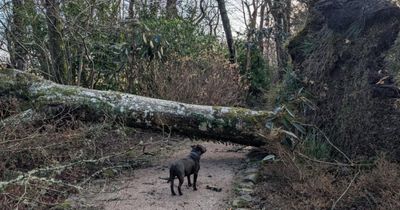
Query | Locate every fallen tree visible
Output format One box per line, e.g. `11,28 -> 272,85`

0,68 -> 283,146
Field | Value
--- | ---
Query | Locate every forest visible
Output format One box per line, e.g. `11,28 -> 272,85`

1,0 -> 400,209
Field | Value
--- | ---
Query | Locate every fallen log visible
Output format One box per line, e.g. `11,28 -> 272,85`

0,69 -> 282,146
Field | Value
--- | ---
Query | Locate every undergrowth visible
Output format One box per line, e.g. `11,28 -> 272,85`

0,106 -> 178,209
252,154 -> 400,209
253,65 -> 400,209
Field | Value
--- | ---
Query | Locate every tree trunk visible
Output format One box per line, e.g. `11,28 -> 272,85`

244,1 -> 259,73
25,0 -> 51,78
166,0 -> 178,19
258,2 -> 267,53
269,0 -> 291,80
217,0 -> 235,63
128,0 -> 135,18
45,0 -> 69,84
149,0 -> 160,17
0,69 -> 282,147
10,0 -> 26,70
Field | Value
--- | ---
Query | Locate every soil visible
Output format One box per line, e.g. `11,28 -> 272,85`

69,141 -> 248,210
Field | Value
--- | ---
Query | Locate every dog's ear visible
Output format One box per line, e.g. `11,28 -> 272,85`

191,145 -> 196,148
200,145 -> 206,153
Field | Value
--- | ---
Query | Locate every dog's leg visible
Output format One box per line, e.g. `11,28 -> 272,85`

178,175 -> 184,195
193,173 -> 198,191
187,175 -> 192,187
170,178 -> 176,196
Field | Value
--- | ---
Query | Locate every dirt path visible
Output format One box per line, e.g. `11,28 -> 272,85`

70,142 -> 247,210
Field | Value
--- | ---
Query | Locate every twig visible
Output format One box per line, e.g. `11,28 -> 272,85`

79,163 -> 134,186
331,170 -> 360,210
311,126 -> 353,164
296,152 -> 374,167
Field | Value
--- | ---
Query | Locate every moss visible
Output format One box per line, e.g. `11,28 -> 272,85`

103,168 -> 118,178
56,86 -> 79,96
211,107 -> 273,133
198,122 -> 208,131
0,70 -> 34,99
52,201 -> 73,210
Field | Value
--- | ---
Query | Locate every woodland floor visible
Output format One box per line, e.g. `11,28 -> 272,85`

68,141 -> 248,210
1,104 -> 399,209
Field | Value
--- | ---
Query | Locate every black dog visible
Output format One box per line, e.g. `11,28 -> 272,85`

167,144 -> 207,196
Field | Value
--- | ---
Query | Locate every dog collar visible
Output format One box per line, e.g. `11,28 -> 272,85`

189,151 -> 201,161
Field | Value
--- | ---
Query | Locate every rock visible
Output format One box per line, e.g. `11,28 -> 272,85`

238,188 -> 254,196
244,168 -> 258,174
261,154 -> 276,163
232,198 -> 247,208
243,173 -> 258,184
239,187 -> 254,194
240,194 -> 252,202
239,182 -> 254,188
232,195 -> 253,208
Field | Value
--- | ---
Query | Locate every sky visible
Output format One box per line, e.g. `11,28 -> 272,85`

226,0 -> 248,33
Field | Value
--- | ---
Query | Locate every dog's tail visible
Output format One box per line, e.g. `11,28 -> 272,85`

166,165 -> 176,183
159,176 -> 174,183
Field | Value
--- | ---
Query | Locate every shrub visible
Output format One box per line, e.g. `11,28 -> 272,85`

236,41 -> 271,93
148,52 -> 248,106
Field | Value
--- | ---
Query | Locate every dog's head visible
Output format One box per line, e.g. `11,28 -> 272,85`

191,144 -> 207,155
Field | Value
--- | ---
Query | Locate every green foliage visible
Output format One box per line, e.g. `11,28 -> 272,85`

385,32 -> 400,82
63,0 -> 223,89
302,130 -> 331,160
140,18 -> 223,57
236,41 -> 271,92
276,68 -> 316,112
272,65 -> 333,160
4,0 -> 239,101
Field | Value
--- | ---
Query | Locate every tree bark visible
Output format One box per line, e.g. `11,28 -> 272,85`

25,0 -> 51,78
10,0 -> 26,70
217,0 -> 235,63
166,0 -> 178,19
128,0 -> 135,18
45,0 -> 69,84
244,0 -> 259,73
268,0 -> 291,79
0,69 -> 281,147
258,2 -> 267,53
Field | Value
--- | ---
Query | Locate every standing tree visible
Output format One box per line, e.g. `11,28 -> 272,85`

128,0 -> 136,18
243,0 -> 262,73
45,0 -> 69,84
10,0 -> 26,70
166,0 -> 178,19
217,0 -> 235,63
258,1 -> 267,53
268,0 -> 291,79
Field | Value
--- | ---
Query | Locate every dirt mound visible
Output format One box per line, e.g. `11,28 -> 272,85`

288,0 -> 400,160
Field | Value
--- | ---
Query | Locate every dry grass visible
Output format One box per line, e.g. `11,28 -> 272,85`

252,153 -> 400,210
0,96 -> 22,120
138,52 -> 248,106
0,108 -> 180,209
